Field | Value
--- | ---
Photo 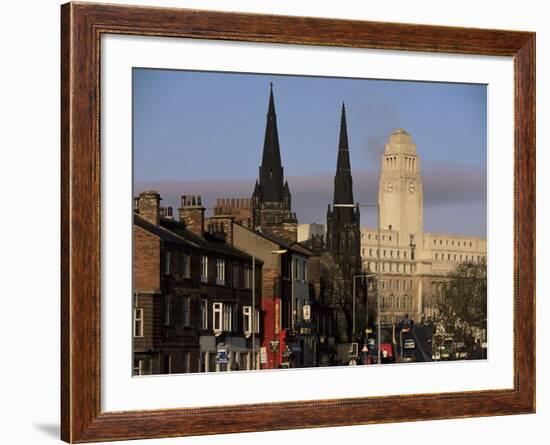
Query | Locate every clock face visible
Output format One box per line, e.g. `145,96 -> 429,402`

408,182 -> 417,193
386,182 -> 395,193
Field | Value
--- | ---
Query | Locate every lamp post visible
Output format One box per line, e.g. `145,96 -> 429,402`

333,202 -> 381,365
352,273 -> 376,339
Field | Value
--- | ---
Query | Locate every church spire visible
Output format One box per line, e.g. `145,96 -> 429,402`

258,83 -> 284,202
333,102 -> 354,206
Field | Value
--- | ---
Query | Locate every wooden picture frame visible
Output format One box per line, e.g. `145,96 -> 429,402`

61,2 -> 535,442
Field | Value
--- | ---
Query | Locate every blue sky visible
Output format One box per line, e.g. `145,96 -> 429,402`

133,68 -> 487,236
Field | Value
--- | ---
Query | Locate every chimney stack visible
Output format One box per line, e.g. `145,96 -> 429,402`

179,195 -> 205,237
160,206 -> 174,220
207,216 -> 235,245
136,191 -> 161,225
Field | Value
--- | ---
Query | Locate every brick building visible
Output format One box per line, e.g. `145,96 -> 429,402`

133,191 -> 262,375
206,214 -> 317,369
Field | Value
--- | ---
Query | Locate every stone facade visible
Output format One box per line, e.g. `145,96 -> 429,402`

361,129 -> 487,323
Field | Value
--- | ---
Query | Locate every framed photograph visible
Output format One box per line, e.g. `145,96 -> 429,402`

61,2 -> 535,442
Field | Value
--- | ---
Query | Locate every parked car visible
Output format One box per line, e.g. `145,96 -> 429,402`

404,339 -> 416,349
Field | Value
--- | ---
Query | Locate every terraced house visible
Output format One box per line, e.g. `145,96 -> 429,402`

133,191 -> 262,375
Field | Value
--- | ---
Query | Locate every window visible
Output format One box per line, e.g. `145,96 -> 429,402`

223,304 -> 233,331
182,351 -> 191,373
243,306 -> 259,334
435,253 -> 439,260
216,259 -> 225,285
302,260 -> 307,281
213,302 -> 222,332
182,296 -> 191,327
164,295 -> 171,326
243,306 -> 252,334
182,254 -> 190,278
133,359 -> 150,376
164,251 -> 171,275
232,264 -> 241,288
133,308 -> 143,337
254,309 -> 260,333
201,299 -> 208,330
164,354 -> 172,374
244,267 -> 252,289
369,249 -> 373,256
201,256 -> 208,282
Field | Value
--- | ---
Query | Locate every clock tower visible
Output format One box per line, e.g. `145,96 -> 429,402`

378,129 -> 423,249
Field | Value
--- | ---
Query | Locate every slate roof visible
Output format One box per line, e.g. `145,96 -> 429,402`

134,213 -> 261,263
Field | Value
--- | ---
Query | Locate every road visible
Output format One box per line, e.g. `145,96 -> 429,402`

367,323 -> 433,364
398,324 -> 433,363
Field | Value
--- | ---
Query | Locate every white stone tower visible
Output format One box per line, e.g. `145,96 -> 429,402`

378,129 -> 424,252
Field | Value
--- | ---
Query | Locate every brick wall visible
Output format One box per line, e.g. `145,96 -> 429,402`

133,225 -> 160,291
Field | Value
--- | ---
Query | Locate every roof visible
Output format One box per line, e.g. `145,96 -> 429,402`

134,214 -> 199,248
254,229 -> 313,257
134,213 -> 261,263
159,217 -> 261,262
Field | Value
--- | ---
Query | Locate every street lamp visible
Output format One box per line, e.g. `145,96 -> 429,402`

333,202 -> 382,365
352,273 -> 376,339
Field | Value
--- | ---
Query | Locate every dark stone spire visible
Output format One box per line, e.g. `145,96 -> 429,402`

257,83 -> 284,202
252,84 -> 297,242
333,103 -> 354,207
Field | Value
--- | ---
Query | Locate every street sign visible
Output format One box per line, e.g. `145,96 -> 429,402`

216,347 -> 229,364
348,342 -> 358,357
303,304 -> 311,321
260,346 -> 268,364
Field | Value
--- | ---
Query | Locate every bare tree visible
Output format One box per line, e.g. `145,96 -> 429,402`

435,258 -> 487,358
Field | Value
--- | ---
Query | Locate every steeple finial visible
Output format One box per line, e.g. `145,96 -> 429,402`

333,103 -> 354,206
339,102 -> 349,152
258,83 -> 284,202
